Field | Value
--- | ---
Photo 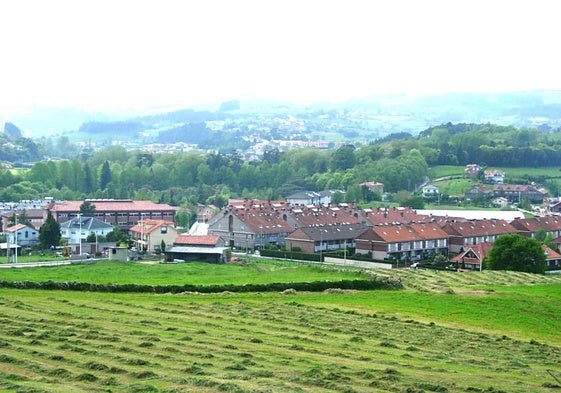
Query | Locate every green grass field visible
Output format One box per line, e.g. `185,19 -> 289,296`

429,165 -> 561,180
0,259 -> 367,285
1,260 -> 560,392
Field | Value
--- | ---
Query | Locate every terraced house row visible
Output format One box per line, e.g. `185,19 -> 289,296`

208,199 -> 561,269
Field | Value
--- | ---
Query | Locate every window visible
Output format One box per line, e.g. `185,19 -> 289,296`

160,226 -> 168,234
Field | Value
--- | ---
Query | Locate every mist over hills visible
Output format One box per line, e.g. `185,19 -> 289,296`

4,90 -> 561,144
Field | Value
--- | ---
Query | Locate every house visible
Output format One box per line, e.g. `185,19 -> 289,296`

543,244 -> 561,269
440,219 -> 518,253
286,203 -> 364,229
359,181 -> 385,196
165,234 -> 229,263
355,222 -> 448,262
285,223 -> 368,254
286,191 -> 321,206
492,197 -> 509,208
286,190 -> 344,206
48,199 -> 177,230
464,164 -> 482,177
59,216 -> 115,254
451,242 -> 561,271
207,199 -> 366,250
60,216 -> 114,244
4,223 -> 39,248
208,200 -> 294,250
464,185 -> 492,201
1,209 -> 47,231
484,169 -> 505,184
129,219 -> 180,253
509,217 -> 561,240
550,200 -> 561,214
492,184 -> 548,204
422,185 -> 440,199
450,242 -> 493,270
196,204 -> 218,223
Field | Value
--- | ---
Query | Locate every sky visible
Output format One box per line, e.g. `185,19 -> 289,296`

1,0 -> 560,115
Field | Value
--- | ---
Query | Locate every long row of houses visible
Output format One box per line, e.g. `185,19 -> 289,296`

207,199 -> 561,269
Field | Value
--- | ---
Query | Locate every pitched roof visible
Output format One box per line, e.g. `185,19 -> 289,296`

510,217 -> 561,233
59,216 -> 114,231
130,219 -> 174,234
362,206 -> 430,226
174,235 -> 220,246
286,223 -> 368,242
493,184 -> 547,194
4,223 -> 29,232
451,242 -> 494,263
543,244 -> 561,261
441,219 -> 518,237
369,222 -> 448,243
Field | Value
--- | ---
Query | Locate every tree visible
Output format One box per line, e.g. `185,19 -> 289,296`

486,234 -> 547,274
39,211 -> 61,249
9,210 -> 32,227
329,145 -> 356,171
160,239 -> 166,253
105,226 -> 128,245
80,201 -> 96,217
99,160 -> 112,190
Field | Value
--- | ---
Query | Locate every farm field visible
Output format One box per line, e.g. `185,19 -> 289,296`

0,261 -> 560,392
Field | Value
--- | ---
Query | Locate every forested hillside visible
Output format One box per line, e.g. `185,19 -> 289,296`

0,123 -> 559,210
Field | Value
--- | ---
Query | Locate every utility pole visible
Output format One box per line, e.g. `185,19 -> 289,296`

78,214 -> 82,258
14,214 -> 18,264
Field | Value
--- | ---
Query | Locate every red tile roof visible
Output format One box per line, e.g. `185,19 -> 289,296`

363,207 -> 429,226
441,219 -> 518,237
130,219 -> 174,234
174,235 -> 220,246
451,242 -> 494,263
49,199 -> 177,212
510,217 -> 561,232
4,223 -> 28,232
371,222 -> 447,243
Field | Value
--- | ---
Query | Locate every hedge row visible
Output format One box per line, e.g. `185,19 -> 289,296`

0,277 -> 402,294
260,249 -> 322,262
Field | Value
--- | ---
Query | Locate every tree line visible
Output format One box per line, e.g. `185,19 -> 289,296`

1,122 -> 558,212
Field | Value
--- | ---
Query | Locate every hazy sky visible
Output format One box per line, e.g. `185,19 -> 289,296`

1,0 -> 559,114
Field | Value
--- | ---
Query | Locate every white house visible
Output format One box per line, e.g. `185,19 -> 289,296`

422,185 -> 440,198
60,216 -> 114,247
5,223 -> 40,247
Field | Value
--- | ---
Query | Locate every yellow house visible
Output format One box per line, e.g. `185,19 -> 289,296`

130,219 -> 179,253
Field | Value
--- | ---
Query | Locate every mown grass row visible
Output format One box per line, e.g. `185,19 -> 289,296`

1,289 -> 560,392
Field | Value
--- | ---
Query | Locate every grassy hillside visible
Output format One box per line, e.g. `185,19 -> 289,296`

0,261 -> 560,392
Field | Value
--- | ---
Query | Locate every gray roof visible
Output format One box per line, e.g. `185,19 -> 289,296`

288,223 -> 368,242
60,216 -> 114,231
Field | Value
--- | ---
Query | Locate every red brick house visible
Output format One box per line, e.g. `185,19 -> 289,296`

355,222 -> 448,262
509,216 -> 561,240
451,242 -> 493,271
48,199 -> 177,230
440,219 -> 518,253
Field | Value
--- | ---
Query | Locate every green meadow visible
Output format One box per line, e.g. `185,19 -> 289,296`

1,260 -> 560,392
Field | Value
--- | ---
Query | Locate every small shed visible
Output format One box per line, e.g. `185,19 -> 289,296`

165,246 -> 229,263
108,246 -> 128,262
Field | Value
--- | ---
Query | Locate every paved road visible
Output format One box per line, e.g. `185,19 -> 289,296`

0,259 -> 101,269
